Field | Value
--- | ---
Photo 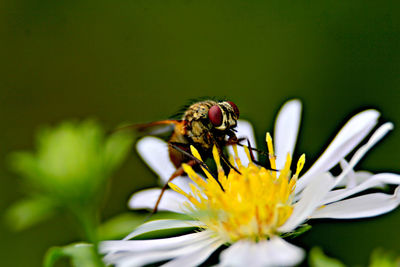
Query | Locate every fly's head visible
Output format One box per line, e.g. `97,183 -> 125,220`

208,101 -> 240,132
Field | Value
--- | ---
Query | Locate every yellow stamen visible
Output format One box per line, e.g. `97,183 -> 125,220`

243,145 -> 252,163
190,145 -> 203,161
266,133 -> 277,177
232,144 -> 242,167
212,145 -> 224,175
170,137 -> 306,244
295,154 -> 306,177
168,182 -> 189,198
182,163 -> 207,188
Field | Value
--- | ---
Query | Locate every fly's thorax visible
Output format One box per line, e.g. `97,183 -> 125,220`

182,101 -> 217,122
186,120 -> 214,150
182,101 -> 217,149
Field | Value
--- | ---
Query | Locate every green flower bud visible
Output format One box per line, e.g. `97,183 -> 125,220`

10,120 -> 133,206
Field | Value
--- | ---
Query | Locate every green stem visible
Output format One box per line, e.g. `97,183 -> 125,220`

80,211 -> 98,245
72,205 -> 104,267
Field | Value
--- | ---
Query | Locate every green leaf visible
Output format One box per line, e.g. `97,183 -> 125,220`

98,212 -> 146,240
369,248 -> 400,267
309,247 -> 345,267
9,152 -> 43,188
44,243 -> 104,267
4,196 -> 56,231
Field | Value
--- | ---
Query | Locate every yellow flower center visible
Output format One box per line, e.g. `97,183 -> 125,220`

169,133 -> 305,243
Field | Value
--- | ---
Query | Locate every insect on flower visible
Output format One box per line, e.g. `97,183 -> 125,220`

119,99 -> 255,212
102,100 -> 400,267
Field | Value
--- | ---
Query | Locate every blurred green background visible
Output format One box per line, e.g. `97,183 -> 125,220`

1,0 -> 400,266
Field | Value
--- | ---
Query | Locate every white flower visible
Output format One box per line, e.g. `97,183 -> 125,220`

101,100 -> 400,267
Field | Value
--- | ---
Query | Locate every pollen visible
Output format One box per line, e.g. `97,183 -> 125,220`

169,133 -> 305,243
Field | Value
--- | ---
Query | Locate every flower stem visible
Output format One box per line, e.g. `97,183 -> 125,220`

72,205 -> 104,267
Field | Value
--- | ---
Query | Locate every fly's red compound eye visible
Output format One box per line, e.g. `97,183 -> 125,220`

227,101 -> 240,118
208,105 -> 223,126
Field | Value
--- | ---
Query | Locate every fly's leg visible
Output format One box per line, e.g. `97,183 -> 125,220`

152,159 -> 196,214
243,137 -> 262,166
169,142 -> 222,187
225,135 -> 277,170
217,145 -> 241,174
225,134 -> 267,157
206,132 -> 241,175
152,142 -> 225,214
224,135 -> 259,164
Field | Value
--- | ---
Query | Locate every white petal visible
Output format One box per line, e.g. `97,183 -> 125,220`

338,159 -> 357,188
219,237 -> 304,267
103,231 -> 218,267
161,239 -> 223,267
274,99 -> 302,170
324,173 -> 400,204
279,173 -> 335,232
218,239 -> 250,266
296,110 -> 380,193
335,159 -> 374,189
137,137 -> 177,183
101,230 -> 213,254
351,171 -> 375,185
334,122 -> 394,187
310,187 -> 400,219
119,238 -> 218,267
123,219 -> 204,241
128,188 -> 188,213
323,170 -> 375,203
227,120 -> 257,166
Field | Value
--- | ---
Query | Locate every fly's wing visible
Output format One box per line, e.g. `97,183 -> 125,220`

115,120 -> 183,137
